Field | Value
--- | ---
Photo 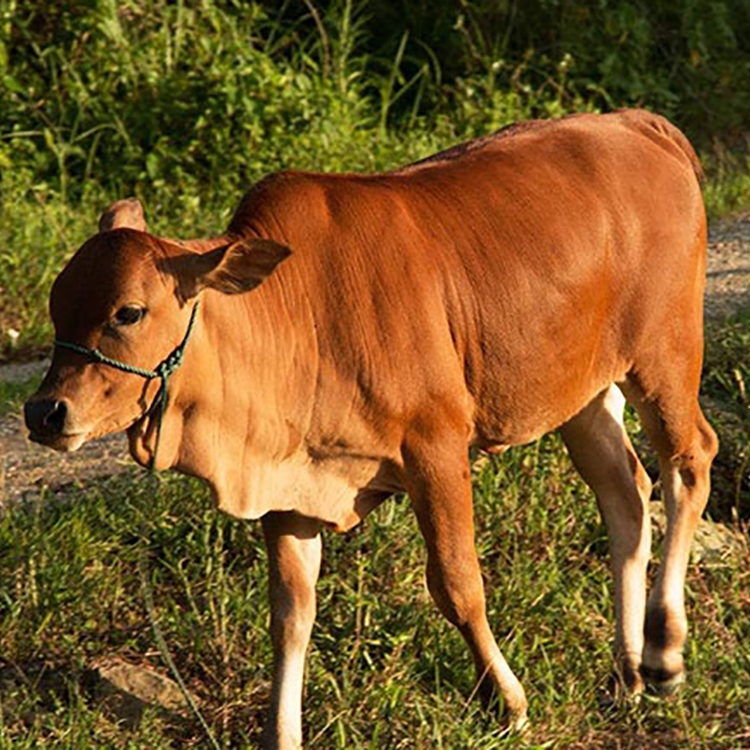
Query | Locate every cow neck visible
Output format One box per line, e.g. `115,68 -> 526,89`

169,269 -> 320,516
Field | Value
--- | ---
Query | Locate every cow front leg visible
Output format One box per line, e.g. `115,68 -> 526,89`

261,511 -> 323,750
403,428 -> 528,730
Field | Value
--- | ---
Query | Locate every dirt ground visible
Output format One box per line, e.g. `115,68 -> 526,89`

704,214 -> 750,318
1,217 -> 749,504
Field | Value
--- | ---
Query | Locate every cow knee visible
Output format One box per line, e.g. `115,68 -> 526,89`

273,576 -> 315,616
672,420 -> 717,512
269,572 -> 316,650
426,558 -> 485,629
676,416 -> 718,474
272,602 -> 315,658
698,418 -> 719,462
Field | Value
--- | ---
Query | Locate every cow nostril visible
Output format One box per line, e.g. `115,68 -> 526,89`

24,399 -> 69,436
45,400 -> 68,433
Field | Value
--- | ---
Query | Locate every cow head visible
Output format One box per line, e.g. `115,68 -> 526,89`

25,199 -> 290,458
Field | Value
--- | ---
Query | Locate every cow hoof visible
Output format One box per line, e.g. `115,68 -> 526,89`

477,687 -> 529,734
615,662 -> 645,697
640,664 -> 685,696
477,686 -> 529,734
598,669 -> 644,713
506,709 -> 530,735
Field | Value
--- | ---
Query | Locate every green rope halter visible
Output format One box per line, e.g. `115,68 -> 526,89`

54,302 -> 200,470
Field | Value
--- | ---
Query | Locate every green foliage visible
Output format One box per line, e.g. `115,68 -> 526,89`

5,0 -> 749,204
2,0 -> 750,358
3,1 -> 368,200
353,0 -> 750,141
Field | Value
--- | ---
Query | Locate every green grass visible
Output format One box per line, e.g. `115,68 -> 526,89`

0,375 -> 41,417
0,419 -> 748,747
703,172 -> 750,221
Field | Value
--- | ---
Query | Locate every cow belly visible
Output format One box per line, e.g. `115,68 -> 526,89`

211,453 -> 393,531
473,355 -> 630,450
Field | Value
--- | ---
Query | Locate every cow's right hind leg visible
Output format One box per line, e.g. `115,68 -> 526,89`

622,377 -> 718,693
560,384 -> 653,695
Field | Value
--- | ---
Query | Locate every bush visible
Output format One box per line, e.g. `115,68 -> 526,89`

2,0 -> 750,358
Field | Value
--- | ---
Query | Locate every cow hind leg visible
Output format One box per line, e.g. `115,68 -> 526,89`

403,427 -> 528,730
622,373 -> 718,693
560,384 -> 653,696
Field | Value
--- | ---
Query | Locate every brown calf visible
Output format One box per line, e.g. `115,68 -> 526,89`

25,109 -> 717,747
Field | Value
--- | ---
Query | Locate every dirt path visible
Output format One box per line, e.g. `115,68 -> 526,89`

0,417 -> 131,504
0,368 -> 132,506
2,217 -> 750,504
704,214 -> 750,318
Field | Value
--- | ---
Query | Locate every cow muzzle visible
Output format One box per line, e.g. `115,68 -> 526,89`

24,396 -> 86,451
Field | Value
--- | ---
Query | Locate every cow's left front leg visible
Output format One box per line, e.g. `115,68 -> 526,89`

261,511 -> 323,750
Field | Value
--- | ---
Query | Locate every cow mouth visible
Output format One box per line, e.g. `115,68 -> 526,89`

28,430 -> 88,453
27,410 -> 144,452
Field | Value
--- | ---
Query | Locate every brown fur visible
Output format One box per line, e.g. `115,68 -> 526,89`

26,109 -> 717,747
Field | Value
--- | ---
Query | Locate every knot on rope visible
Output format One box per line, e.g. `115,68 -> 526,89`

155,347 -> 186,379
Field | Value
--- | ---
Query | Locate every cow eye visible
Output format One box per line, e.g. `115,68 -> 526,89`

114,305 -> 146,326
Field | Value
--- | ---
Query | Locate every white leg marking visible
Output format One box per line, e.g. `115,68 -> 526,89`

561,384 -> 652,693
262,513 -> 322,750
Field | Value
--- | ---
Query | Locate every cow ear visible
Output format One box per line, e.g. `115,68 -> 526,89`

172,238 -> 292,299
99,198 -> 148,232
